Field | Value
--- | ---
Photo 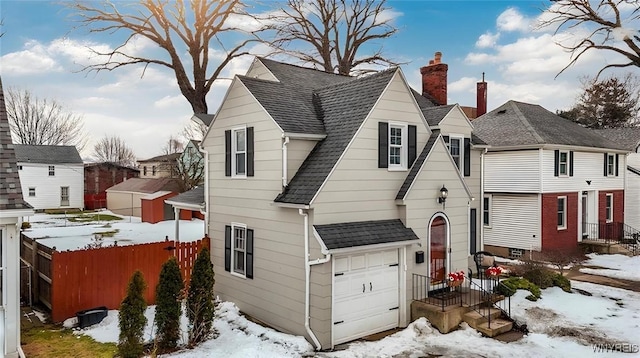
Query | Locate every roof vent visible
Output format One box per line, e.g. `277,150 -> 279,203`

497,109 -> 507,114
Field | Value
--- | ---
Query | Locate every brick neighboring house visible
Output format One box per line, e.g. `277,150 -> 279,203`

84,162 -> 139,209
474,100 -> 629,258
0,77 -> 34,358
138,153 -> 181,179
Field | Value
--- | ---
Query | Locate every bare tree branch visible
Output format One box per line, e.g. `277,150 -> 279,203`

5,87 -> 88,152
263,0 -> 402,75
93,135 -> 138,167
67,0 -> 263,114
538,0 -> 640,78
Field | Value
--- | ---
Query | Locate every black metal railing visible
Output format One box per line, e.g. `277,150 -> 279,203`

583,222 -> 640,255
412,273 -> 462,312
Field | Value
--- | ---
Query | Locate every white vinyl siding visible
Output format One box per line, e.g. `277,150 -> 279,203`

313,72 -> 430,224
484,150 -> 540,192
17,163 -> 84,210
484,194 -> 541,250
245,59 -> 278,81
542,150 -> 625,192
286,139 -> 317,184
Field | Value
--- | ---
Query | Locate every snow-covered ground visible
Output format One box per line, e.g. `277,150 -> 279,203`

580,253 -> 640,282
61,253 -> 640,358
24,210 -> 205,251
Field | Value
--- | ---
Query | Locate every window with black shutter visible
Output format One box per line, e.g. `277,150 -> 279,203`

378,121 -> 416,170
225,224 -> 254,279
225,127 -> 254,177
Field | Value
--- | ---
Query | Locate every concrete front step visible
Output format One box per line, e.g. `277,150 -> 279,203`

462,308 -> 501,327
476,318 -> 514,337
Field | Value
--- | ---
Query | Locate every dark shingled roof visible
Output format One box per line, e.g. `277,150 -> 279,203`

473,100 -> 627,150
106,177 -> 182,194
410,89 -> 438,124
192,113 -> 214,127
471,133 -> 486,145
595,128 -> 640,151
0,78 -> 31,211
275,69 -> 397,204
314,219 -> 419,250
421,104 -> 457,127
138,152 -> 181,163
165,186 -> 204,207
14,144 -> 82,164
396,131 -> 440,200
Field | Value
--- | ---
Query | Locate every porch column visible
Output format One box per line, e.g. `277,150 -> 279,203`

174,207 -> 180,242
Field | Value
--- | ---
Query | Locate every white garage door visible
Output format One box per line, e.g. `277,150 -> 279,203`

333,249 -> 399,345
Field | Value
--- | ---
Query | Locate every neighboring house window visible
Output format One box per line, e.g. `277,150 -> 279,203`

61,186 -> 69,206
557,196 -> 567,229
606,193 -> 613,223
554,150 -> 573,177
233,128 -> 247,176
225,127 -> 254,178
143,166 -> 147,176
378,122 -> 416,170
28,188 -> 35,197
18,165 -> 22,170
48,166 -> 55,176
483,195 -> 491,227
224,224 -> 254,279
152,166 -> 156,176
604,153 -> 619,177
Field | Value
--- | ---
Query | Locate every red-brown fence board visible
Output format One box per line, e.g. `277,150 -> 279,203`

49,237 -> 210,322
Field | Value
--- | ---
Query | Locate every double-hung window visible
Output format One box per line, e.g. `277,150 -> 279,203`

606,193 -> 613,222
48,166 -> 55,176
557,196 -> 567,230
449,137 -> 462,170
483,195 -> 491,227
558,151 -> 568,176
233,128 -> 247,177
607,154 -> 615,176
225,223 -> 254,279
233,224 -> 246,275
388,124 -> 406,169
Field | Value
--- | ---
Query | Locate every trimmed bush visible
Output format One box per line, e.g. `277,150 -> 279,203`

187,247 -> 215,346
552,273 -> 572,292
118,271 -> 147,358
154,257 -> 184,352
495,277 -> 541,301
522,266 -> 554,289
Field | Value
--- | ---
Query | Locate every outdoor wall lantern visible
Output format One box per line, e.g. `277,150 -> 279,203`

438,185 -> 448,208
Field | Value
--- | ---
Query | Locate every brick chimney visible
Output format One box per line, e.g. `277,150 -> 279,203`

476,72 -> 487,117
421,52 -> 448,106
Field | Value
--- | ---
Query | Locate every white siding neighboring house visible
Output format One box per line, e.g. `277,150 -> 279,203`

0,78 -> 35,358
474,101 -> 629,258
202,57 -> 476,349
596,128 -> 640,229
14,145 -> 84,211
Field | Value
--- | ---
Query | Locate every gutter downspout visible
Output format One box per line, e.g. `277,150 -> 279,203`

299,208 -> 329,350
282,136 -> 290,188
480,148 -> 487,251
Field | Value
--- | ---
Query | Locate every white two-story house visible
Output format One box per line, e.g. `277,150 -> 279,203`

14,145 -> 84,210
474,101 -> 629,258
202,57 -> 478,349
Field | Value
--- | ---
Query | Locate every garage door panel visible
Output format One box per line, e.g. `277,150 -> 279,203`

350,254 -> 366,270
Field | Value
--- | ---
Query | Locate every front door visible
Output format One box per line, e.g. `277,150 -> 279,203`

429,216 -> 447,291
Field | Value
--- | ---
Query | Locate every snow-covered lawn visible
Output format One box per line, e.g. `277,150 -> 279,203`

23,210 -> 205,251
62,253 -> 640,358
580,253 -> 640,282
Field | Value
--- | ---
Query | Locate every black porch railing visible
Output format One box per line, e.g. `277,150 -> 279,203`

412,273 -> 462,311
465,276 -> 511,329
584,222 -> 640,255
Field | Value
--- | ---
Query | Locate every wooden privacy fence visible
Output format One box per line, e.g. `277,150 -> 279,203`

21,234 -> 210,322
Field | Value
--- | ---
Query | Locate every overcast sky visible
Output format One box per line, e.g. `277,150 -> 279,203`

0,1 -> 633,159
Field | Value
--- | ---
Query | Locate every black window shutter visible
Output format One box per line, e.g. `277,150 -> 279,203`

224,225 -> 231,272
246,229 -> 254,279
443,135 -> 450,144
616,154 -> 619,176
225,130 -> 232,177
408,125 -> 417,167
470,208 -> 477,255
378,122 -> 388,168
464,138 -> 471,177
554,150 -> 559,177
247,127 -> 254,177
569,151 -> 574,177
604,153 -> 608,176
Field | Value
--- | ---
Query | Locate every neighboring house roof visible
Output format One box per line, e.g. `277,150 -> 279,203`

106,177 -> 182,194
14,144 -> 83,164
84,162 -> 140,171
314,219 -> 420,250
595,127 -> 640,151
192,113 -> 214,127
628,165 -> 640,177
0,78 -> 31,211
473,100 -> 627,150
274,69 -> 398,205
396,132 -> 440,200
138,152 -> 181,163
165,186 -> 204,207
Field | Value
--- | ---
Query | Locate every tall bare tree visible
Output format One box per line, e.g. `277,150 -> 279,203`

266,0 -> 400,75
93,135 -> 138,167
5,87 -> 88,151
539,0 -> 640,78
68,0 -> 261,114
163,135 -> 184,155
